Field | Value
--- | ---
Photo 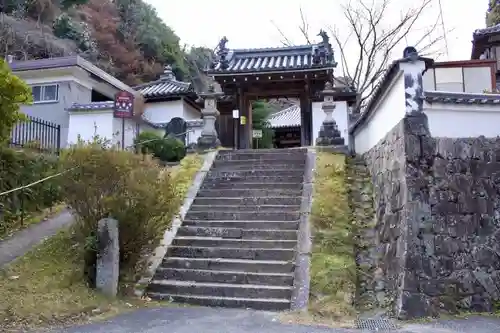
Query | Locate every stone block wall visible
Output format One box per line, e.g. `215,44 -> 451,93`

359,112 -> 500,319
410,136 -> 500,316
358,116 -> 408,313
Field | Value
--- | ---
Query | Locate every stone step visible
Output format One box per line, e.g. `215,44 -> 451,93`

203,175 -> 304,183
147,280 -> 293,299
196,188 -> 303,197
153,268 -> 294,286
217,148 -> 305,154
211,161 -> 306,170
184,210 -> 301,221
199,183 -> 303,191
217,149 -> 305,155
192,196 -> 301,206
147,293 -> 290,311
177,226 -> 298,239
180,221 -> 299,232
160,257 -> 295,273
172,237 -> 297,249
210,166 -> 305,172
216,154 -> 305,162
207,170 -> 304,178
167,246 -> 295,261
188,205 -> 301,213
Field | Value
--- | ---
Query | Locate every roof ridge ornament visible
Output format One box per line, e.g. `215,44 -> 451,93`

160,64 -> 176,80
313,29 -> 336,67
212,36 -> 229,71
403,46 -> 419,61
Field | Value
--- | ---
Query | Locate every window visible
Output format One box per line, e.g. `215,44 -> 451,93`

434,67 -> 464,92
31,84 -> 59,103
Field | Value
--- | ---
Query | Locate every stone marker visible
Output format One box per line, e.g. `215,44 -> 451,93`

316,81 -> 345,146
165,117 -> 187,144
197,84 -> 222,150
96,218 -> 119,297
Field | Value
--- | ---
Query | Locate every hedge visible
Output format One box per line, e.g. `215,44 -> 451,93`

0,147 -> 62,236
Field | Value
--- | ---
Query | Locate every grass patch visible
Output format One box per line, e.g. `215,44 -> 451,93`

169,154 -> 204,200
0,203 -> 67,241
0,155 -> 203,331
308,152 -> 356,320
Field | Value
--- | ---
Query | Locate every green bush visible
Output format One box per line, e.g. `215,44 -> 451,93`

135,131 -> 186,162
0,147 -> 62,236
58,141 -> 177,281
0,58 -> 32,144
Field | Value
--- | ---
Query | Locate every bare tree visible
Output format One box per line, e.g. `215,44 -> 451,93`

278,0 -> 446,111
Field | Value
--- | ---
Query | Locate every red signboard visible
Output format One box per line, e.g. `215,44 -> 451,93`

113,91 -> 134,118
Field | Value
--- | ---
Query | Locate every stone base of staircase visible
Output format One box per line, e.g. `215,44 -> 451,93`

145,148 -> 309,311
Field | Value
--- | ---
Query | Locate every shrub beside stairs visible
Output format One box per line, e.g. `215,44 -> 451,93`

146,148 -> 307,310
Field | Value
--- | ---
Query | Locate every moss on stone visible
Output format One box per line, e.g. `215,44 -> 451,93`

309,152 -> 356,319
346,156 -> 377,312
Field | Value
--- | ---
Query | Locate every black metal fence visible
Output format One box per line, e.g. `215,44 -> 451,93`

9,116 -> 61,154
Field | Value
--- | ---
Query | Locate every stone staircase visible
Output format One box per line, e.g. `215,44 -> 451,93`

146,148 -> 307,311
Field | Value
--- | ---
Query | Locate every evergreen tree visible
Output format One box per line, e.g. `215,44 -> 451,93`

251,101 -> 274,149
0,58 -> 31,144
487,0 -> 500,27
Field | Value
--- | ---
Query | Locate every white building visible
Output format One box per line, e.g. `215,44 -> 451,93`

9,56 -> 203,149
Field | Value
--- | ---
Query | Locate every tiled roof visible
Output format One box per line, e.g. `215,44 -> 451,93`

471,24 -> 500,58
187,119 -> 203,128
67,101 -> 167,128
208,44 -> 335,74
67,101 -> 114,112
268,105 -> 301,128
424,91 -> 500,104
135,79 -> 192,98
473,24 -> 500,37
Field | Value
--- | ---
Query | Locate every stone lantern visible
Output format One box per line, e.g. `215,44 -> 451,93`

197,84 -> 222,150
316,81 -> 345,146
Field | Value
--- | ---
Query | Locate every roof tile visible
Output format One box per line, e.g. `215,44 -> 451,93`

135,79 -> 192,98
67,101 -> 114,112
269,105 -> 301,128
424,91 -> 500,104
209,44 -> 335,74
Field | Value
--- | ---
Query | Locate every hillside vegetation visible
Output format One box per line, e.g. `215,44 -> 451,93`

0,0 -> 213,88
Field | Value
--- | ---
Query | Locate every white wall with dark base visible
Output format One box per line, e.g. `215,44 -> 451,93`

425,102 -> 500,138
312,101 -> 349,146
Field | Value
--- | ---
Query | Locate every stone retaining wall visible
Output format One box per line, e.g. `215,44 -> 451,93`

359,112 -> 500,319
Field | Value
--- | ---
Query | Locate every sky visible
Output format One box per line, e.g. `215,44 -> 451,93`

145,0 -> 487,64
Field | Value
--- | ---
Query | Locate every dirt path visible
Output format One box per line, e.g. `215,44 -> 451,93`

0,209 -> 74,267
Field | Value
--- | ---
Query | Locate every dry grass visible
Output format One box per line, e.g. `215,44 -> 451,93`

307,153 -> 356,322
0,155 -> 203,331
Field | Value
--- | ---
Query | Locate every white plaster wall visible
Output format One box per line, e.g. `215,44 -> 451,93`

112,117 -> 137,149
353,72 -> 406,154
425,103 -> 500,138
182,99 -> 202,144
312,101 -> 349,146
182,99 -> 201,120
139,123 -> 164,137
67,111 -> 114,145
186,127 -> 202,145
143,100 -> 184,124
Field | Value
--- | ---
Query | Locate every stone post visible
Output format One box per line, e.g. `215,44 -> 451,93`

316,81 -> 345,146
197,84 -> 222,150
96,218 -> 119,297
